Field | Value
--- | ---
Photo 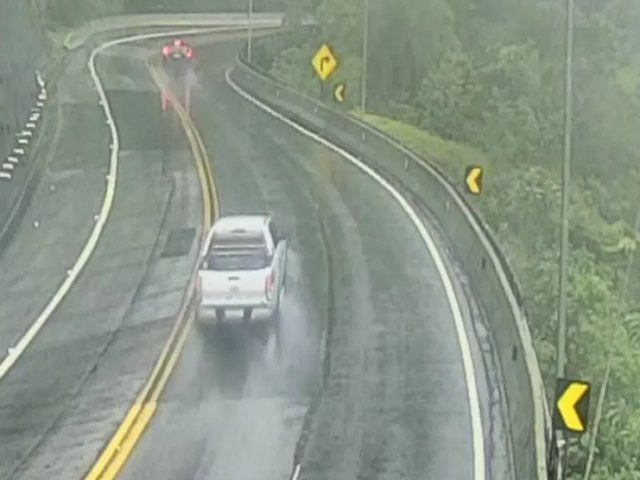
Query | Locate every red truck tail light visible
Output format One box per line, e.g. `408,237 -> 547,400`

265,272 -> 274,298
185,48 -> 193,59
162,45 -> 170,57
195,275 -> 202,297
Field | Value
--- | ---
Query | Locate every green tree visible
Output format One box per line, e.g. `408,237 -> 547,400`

417,50 -> 481,141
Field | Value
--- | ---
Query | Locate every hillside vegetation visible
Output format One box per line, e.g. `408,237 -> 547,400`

252,0 -> 640,478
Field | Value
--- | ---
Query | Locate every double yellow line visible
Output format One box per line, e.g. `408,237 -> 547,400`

84,56 -> 218,480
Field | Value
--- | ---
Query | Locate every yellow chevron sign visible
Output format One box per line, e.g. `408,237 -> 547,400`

554,379 -> 591,433
334,83 -> 346,103
465,165 -> 483,195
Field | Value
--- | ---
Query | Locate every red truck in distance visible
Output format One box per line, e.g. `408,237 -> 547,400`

160,38 -> 195,113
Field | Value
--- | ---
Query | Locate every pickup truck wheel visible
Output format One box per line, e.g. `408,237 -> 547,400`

215,308 -> 226,322
273,304 -> 282,360
242,309 -> 252,324
270,300 -> 281,329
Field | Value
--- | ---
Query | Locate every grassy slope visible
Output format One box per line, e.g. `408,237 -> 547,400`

361,113 -> 494,178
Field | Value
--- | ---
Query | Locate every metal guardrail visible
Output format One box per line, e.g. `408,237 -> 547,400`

62,13 -> 290,50
229,52 -> 558,480
0,71 -> 49,253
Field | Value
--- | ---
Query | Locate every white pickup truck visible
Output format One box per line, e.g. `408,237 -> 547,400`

195,214 -> 287,323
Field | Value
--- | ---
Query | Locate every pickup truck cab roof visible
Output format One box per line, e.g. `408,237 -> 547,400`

201,214 -> 274,257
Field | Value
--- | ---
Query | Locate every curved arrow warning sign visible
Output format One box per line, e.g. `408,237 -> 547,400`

312,43 -> 338,81
553,378 -> 591,433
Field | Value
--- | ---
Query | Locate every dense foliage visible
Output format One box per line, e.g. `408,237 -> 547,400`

254,0 -> 640,477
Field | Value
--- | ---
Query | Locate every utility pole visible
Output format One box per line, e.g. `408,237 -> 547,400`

247,0 -> 254,62
558,0 -> 574,383
557,0 -> 574,475
360,0 -> 369,116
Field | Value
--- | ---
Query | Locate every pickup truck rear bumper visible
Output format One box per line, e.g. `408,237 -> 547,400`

197,302 -> 276,321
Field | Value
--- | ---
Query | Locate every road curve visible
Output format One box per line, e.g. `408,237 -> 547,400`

0,33 -> 203,480
118,39 -> 510,480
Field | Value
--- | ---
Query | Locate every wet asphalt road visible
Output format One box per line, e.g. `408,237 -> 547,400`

120,42 -> 327,480
0,41 -> 201,479
0,34 -> 508,480
121,40 -> 508,480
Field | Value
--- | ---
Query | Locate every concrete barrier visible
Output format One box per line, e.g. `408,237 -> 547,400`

0,6 -> 69,256
0,70 -> 52,254
229,56 -> 558,480
63,13 -> 289,50
0,1 -> 47,173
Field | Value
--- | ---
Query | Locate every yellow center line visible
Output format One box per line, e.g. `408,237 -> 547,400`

149,309 -> 196,404
84,55 -> 217,480
147,56 -> 219,227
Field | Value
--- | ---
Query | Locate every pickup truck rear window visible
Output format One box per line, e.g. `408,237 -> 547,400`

211,231 -> 267,249
206,250 -> 270,271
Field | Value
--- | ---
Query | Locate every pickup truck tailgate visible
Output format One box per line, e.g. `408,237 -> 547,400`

198,268 -> 272,306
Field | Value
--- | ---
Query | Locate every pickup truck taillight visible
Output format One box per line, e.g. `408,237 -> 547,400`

265,272 -> 274,299
195,275 -> 202,297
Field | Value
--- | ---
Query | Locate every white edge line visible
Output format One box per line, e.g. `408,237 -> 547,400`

224,67 -> 486,480
348,91 -> 549,471
0,37 -> 120,380
0,24 -> 285,380
237,61 -> 549,451
291,464 -> 301,480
